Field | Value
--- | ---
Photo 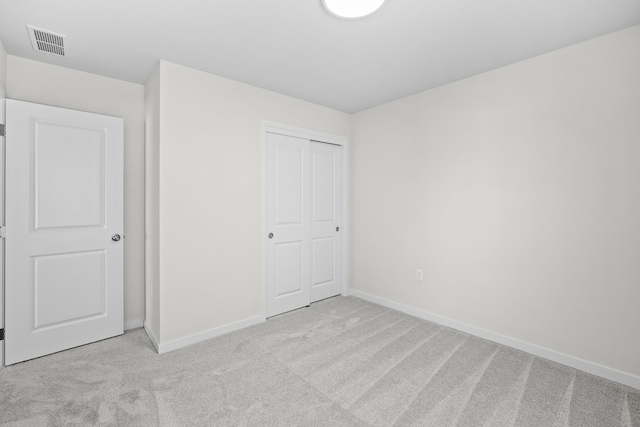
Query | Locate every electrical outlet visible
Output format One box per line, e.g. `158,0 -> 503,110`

416,268 -> 423,281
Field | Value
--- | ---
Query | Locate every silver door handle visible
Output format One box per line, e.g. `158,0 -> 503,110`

112,234 -> 121,242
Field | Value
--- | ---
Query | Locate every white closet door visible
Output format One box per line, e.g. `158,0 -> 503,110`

265,132 -> 342,317
5,99 -> 124,365
310,141 -> 341,302
266,132 -> 311,317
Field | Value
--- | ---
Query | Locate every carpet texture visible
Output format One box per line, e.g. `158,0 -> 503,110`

1,296 -> 638,426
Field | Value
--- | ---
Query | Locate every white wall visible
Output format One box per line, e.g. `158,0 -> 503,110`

7,56 -> 146,328
144,63 -> 161,340
351,25 -> 640,379
0,39 -> 6,96
151,61 -> 351,345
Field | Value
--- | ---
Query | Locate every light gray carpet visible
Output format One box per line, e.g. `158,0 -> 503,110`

1,296 -> 638,426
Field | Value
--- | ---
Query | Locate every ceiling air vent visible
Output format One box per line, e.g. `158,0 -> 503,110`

27,25 -> 66,57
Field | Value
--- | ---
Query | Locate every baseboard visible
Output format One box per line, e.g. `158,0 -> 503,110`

143,321 -> 161,353
350,289 -> 640,390
146,315 -> 266,355
124,319 -> 144,331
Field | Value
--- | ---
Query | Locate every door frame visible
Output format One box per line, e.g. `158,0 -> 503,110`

0,90 -> 5,367
261,120 -> 349,319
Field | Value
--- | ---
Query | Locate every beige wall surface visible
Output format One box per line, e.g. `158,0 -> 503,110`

154,60 -> 351,344
351,25 -> 640,377
7,56 -> 146,327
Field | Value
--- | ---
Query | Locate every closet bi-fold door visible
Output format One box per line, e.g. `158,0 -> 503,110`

265,133 -> 341,317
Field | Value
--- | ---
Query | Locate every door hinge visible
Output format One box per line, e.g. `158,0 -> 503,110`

0,227 -> 4,239
0,329 -> 4,341
0,124 -> 5,137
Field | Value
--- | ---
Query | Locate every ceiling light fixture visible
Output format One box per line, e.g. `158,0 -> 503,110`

322,0 -> 386,18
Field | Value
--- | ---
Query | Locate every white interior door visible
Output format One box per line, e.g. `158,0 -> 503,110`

265,131 -> 342,317
4,99 -> 124,365
266,132 -> 311,317
310,141 -> 341,302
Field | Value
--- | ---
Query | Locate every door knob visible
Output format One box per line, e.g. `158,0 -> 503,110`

112,234 -> 121,242
336,227 -> 340,232
268,233 -> 274,239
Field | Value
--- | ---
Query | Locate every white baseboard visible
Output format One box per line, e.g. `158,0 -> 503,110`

350,289 -> 640,390
144,315 -> 266,355
124,319 -> 144,331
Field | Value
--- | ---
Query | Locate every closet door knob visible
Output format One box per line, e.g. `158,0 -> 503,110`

112,234 -> 121,242
268,233 -> 274,239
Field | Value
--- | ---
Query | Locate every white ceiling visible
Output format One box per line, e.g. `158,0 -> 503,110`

0,0 -> 639,113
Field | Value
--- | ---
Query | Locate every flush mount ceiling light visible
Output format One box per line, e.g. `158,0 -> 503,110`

322,0 -> 386,18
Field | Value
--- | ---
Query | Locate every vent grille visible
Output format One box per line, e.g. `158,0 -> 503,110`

27,25 -> 65,56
